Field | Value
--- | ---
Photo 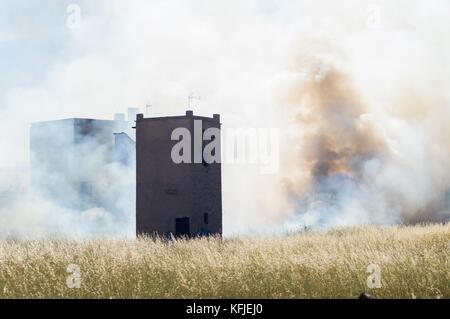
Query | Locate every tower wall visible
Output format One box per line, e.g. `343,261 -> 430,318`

135,111 -> 222,237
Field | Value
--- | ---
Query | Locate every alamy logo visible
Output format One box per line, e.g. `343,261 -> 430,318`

66,4 -> 81,29
66,263 -> 81,289
171,120 -> 279,174
366,264 -> 382,289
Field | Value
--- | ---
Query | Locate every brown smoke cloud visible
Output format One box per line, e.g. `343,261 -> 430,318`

286,65 -> 389,181
273,43 -> 450,230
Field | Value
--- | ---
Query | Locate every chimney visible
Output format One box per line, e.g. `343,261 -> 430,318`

127,107 -> 140,122
186,110 -> 194,117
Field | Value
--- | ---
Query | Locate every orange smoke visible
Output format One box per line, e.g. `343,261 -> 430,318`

273,49 -> 450,228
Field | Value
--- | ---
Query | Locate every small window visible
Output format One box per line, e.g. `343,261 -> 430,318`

203,213 -> 209,224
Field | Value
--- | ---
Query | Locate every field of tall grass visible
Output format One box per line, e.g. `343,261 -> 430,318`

0,224 -> 448,298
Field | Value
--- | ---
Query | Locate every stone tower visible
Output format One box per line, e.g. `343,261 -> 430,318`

135,111 -> 222,237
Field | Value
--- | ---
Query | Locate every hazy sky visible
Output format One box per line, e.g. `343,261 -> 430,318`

1,0 -> 450,235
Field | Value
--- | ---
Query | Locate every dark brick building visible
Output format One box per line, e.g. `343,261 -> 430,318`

135,111 -> 222,237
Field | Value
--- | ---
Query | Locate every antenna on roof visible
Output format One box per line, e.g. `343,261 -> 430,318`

188,93 -> 201,109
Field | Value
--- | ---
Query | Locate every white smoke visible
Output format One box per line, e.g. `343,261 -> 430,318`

0,0 -> 449,237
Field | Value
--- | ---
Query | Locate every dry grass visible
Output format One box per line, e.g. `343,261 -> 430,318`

0,224 -> 449,298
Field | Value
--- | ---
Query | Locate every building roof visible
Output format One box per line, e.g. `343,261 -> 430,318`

31,118 -> 122,126
136,111 -> 221,124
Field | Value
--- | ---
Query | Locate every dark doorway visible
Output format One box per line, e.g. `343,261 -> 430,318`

175,217 -> 190,237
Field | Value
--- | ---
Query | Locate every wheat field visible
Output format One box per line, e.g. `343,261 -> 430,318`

0,224 -> 448,299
